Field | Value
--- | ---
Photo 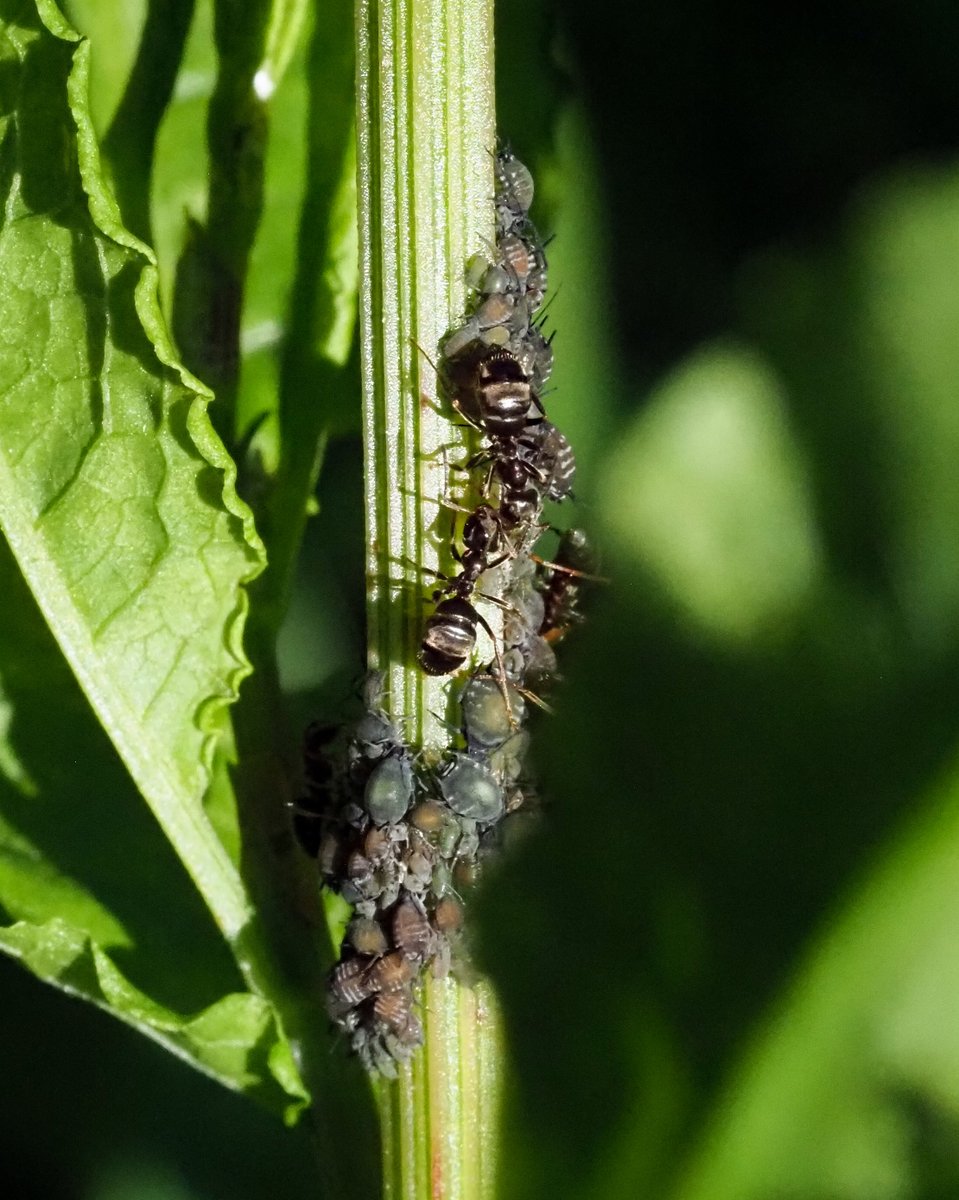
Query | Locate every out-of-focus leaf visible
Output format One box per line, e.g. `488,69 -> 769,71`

601,342 -> 823,644
0,917 -> 306,1121
672,758 -> 959,1200
0,3 -> 263,941
484,157 -> 959,1200
150,0 -> 359,606
535,104 -> 620,490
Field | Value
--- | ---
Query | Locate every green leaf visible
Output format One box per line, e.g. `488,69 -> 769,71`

0,917 -> 307,1121
0,3 -> 264,942
0,522 -> 306,1117
672,758 -> 959,1200
600,342 -> 823,645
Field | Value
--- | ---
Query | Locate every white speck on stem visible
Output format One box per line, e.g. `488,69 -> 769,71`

252,67 -> 275,101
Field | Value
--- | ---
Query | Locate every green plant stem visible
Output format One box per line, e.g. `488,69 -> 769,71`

101,0 -> 196,243
173,0 -> 308,441
356,0 -> 503,1195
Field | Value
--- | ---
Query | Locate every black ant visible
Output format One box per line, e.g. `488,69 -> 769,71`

417,504 -> 512,677
441,342 -> 543,438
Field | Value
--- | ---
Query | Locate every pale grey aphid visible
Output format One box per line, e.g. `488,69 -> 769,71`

487,728 -> 532,786
439,754 -> 505,822
495,146 -> 534,230
350,671 -> 403,763
461,673 -> 527,751
454,817 -> 480,862
524,239 -> 548,311
511,324 -> 553,391
527,420 -> 576,501
403,848 -> 434,894
430,859 -> 452,898
364,754 -> 414,825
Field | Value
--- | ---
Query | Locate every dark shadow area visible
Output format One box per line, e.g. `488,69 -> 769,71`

547,0 -> 959,381
0,952 -> 316,1200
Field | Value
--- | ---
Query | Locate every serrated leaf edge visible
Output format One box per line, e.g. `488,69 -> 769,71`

55,4 -> 267,771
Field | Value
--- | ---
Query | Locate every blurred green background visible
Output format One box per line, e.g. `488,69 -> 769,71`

6,0 -> 959,1197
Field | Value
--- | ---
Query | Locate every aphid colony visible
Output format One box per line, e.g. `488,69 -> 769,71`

294,147 -> 593,1075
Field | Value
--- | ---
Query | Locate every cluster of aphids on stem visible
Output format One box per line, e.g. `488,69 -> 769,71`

292,146 -> 597,1075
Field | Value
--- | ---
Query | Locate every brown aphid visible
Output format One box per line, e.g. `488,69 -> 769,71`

404,850 -> 434,894
347,850 -> 374,886
392,898 -> 434,964
410,800 -> 447,833
498,233 -> 531,286
373,986 -> 418,1037
363,825 -> 390,861
364,822 -> 407,865
452,859 -> 481,891
370,950 -> 415,993
433,895 -> 464,934
317,831 -> 343,878
330,956 -> 377,1007
346,917 -> 389,958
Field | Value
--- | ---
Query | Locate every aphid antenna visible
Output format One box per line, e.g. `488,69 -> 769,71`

449,395 -> 486,436
427,709 -> 461,737
286,798 -> 339,821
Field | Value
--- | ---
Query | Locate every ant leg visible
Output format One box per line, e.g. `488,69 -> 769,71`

529,555 -> 610,584
450,396 -> 484,435
472,609 -> 518,730
513,684 -> 555,716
